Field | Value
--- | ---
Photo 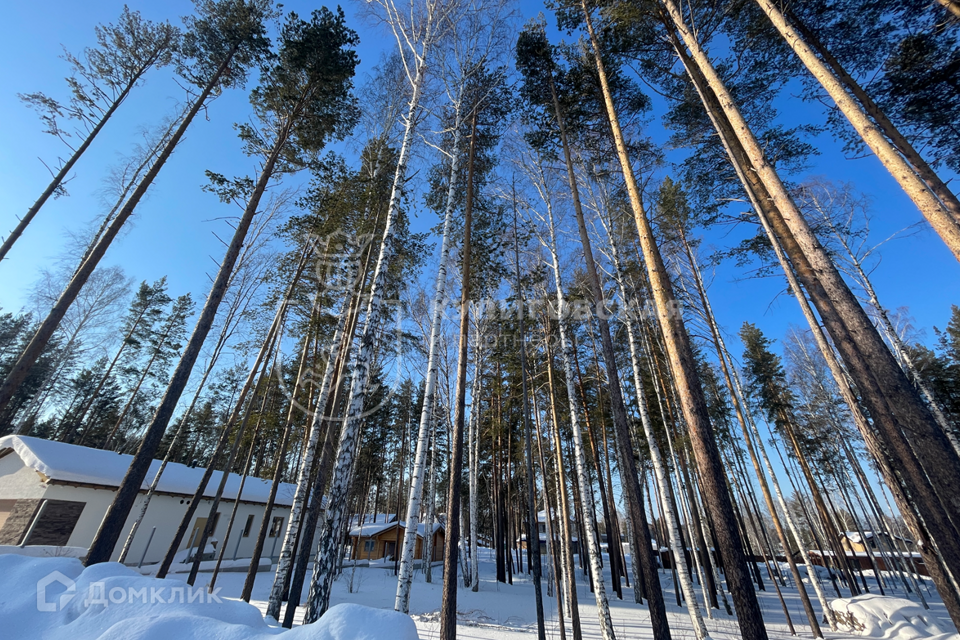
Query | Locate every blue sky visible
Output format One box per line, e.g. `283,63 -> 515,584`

1,0 -> 958,362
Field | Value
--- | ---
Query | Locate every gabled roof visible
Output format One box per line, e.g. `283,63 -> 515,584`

348,520 -> 443,538
348,514 -> 396,527
0,435 -> 296,506
842,530 -> 913,545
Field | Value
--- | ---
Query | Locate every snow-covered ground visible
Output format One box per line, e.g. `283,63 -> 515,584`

2,548 -> 956,640
215,548 -> 958,640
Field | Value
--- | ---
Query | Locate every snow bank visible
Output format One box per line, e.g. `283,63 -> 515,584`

832,594 -> 959,640
0,555 -> 419,640
0,545 -> 87,558
306,603 -> 419,640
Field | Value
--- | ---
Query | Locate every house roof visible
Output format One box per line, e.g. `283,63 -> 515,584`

348,514 -> 396,526
537,510 -> 575,523
842,531 -> 913,545
0,435 -> 297,507
348,520 -> 443,538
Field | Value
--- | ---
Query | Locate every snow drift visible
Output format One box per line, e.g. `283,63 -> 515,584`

0,555 -> 419,640
832,594 -> 959,640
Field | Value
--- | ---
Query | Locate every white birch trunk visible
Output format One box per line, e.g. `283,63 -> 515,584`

266,257 -> 358,619
459,503 -> 471,584
540,184 -> 616,640
469,324 -> 483,591
306,44 -> 430,622
603,218 -> 710,638
395,103 -> 464,612
424,409 -> 438,582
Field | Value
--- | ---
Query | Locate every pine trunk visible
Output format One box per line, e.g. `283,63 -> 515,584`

582,5 -> 767,637
752,0 -> 960,252
0,44 -> 240,419
785,8 -> 960,223
0,75 -> 144,264
663,2 -> 960,622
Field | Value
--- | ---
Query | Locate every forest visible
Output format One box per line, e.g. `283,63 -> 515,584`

2,0 -> 960,638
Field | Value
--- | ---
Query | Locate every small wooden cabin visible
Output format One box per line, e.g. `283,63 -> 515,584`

349,521 -> 444,562
840,531 -> 914,553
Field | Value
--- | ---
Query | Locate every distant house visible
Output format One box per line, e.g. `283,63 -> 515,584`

348,521 -> 444,562
840,531 -> 914,554
808,548 -> 928,576
0,435 -> 303,565
517,511 -> 580,555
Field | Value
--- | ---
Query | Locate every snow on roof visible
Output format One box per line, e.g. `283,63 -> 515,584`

536,510 -> 575,522
0,435 -> 296,507
348,513 -> 396,526
842,531 -> 913,545
348,520 -> 443,538
843,531 -> 874,544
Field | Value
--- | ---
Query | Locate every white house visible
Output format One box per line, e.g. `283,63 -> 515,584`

0,435 -> 307,566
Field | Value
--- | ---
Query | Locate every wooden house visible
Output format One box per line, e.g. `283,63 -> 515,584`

348,521 -> 444,562
840,531 -> 914,553
517,511 -> 580,555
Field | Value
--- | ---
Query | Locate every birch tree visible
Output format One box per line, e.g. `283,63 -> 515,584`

264,234 -> 367,618
304,0 -> 465,619
394,0 -> 514,609
522,147 -> 615,640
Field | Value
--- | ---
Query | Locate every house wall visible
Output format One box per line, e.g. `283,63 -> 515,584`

0,456 -> 47,499
351,530 -> 444,562
0,452 -> 312,565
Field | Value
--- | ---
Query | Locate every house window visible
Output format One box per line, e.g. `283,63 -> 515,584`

269,516 -> 284,538
242,514 -> 255,537
24,500 -> 85,546
363,540 -> 375,552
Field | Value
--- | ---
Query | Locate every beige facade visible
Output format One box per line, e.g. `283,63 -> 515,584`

0,436 -> 305,566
